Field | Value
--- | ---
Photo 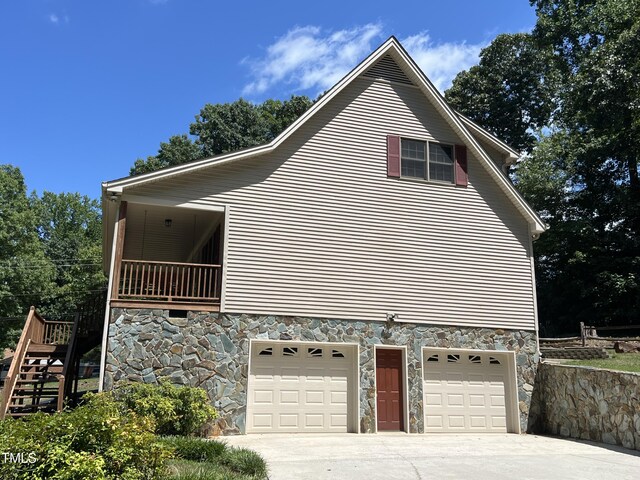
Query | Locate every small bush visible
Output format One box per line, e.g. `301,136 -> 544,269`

220,447 -> 268,478
0,392 -> 170,480
160,436 -> 226,462
114,381 -> 218,436
167,459 -> 255,480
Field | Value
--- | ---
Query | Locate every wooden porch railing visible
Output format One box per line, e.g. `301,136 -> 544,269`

116,260 -> 222,303
43,321 -> 74,345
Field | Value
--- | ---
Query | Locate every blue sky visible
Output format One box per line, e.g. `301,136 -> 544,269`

0,0 -> 536,199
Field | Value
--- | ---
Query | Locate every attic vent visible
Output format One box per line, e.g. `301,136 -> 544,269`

363,55 -> 413,85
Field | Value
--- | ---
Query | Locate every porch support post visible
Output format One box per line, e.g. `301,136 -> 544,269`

111,201 -> 127,300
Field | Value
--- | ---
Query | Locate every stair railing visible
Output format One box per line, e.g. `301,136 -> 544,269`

61,312 -> 80,402
0,307 -> 45,419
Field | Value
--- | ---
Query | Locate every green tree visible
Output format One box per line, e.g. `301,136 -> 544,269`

131,95 -> 313,175
445,33 -> 557,152
32,192 -> 105,320
131,134 -> 203,175
529,0 -> 640,332
0,165 -> 55,347
532,0 -> 640,232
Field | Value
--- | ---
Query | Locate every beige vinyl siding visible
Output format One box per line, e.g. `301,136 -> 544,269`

127,76 -> 536,330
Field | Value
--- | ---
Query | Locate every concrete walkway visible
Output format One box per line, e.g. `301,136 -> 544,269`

225,433 -> 640,480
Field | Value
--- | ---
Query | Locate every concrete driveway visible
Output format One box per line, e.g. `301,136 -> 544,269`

225,433 -> 640,480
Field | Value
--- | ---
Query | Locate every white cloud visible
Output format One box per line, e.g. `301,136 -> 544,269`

241,24 -> 384,96
241,25 -> 486,97
401,33 -> 485,92
48,13 -> 70,25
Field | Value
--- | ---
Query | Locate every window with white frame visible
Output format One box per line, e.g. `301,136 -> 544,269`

400,138 -> 454,183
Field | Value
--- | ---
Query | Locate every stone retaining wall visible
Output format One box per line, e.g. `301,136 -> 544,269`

104,308 -> 538,434
529,363 -> 640,450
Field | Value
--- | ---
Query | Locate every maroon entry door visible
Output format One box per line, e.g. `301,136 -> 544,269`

375,348 -> 404,431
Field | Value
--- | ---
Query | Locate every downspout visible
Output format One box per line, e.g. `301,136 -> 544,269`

529,228 -> 542,361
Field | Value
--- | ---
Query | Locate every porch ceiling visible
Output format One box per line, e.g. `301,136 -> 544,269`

122,203 -> 222,263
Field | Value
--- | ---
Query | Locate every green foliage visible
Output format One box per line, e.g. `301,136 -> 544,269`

131,96 -> 313,175
131,134 -> 203,175
114,382 -> 218,436
0,392 -> 170,480
32,191 -> 105,320
160,437 -> 267,479
0,316 -> 23,351
0,165 -> 55,325
160,436 -> 227,462
167,459 -> 259,480
162,438 -> 268,479
0,165 -> 105,340
219,448 -> 267,479
445,33 -> 557,152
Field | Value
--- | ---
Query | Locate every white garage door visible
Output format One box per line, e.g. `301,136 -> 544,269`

247,342 -> 356,433
423,350 -> 510,433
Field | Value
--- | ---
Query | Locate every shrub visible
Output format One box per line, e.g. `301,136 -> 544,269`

114,381 -> 218,436
0,392 -> 170,480
160,436 -> 226,462
220,447 -> 268,478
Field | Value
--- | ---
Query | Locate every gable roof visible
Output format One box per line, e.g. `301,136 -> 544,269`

103,36 -> 547,235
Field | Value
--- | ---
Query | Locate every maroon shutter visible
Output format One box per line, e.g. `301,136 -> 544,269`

387,135 -> 400,178
455,144 -> 468,187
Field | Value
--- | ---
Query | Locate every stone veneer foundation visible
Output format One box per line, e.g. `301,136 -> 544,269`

104,308 -> 538,434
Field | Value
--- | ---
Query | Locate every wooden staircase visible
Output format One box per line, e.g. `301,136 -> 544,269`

0,291 -> 106,419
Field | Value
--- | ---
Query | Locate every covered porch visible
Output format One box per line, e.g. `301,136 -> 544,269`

109,201 -> 223,311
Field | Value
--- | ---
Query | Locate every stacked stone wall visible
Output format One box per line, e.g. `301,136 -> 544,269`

105,308 -> 538,434
529,363 -> 640,451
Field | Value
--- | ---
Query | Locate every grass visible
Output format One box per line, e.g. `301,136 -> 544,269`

566,351 -> 640,373
160,436 -> 268,480
167,459 -> 258,480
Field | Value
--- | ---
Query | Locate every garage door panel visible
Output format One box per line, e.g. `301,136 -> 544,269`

279,414 -> 298,428
253,414 -> 272,428
304,414 -> 324,428
247,342 -> 356,433
305,390 -> 324,404
331,413 -> 348,427
279,390 -> 299,404
423,350 -> 510,433
331,391 -> 348,405
425,393 -> 442,406
253,390 -> 273,404
470,416 -> 486,428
